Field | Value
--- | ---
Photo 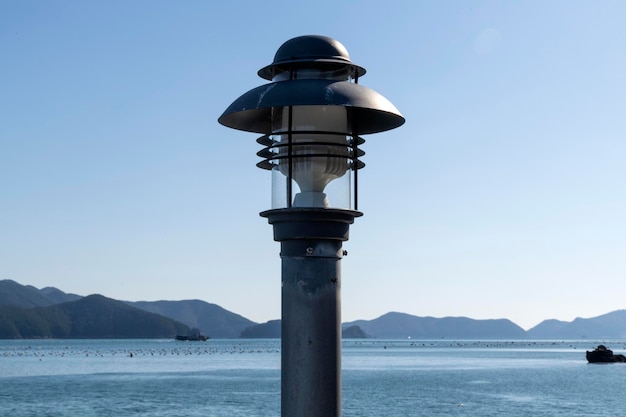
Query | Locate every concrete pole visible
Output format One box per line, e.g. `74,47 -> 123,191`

261,208 -> 360,417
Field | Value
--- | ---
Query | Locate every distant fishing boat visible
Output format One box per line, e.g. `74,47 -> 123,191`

175,328 -> 209,341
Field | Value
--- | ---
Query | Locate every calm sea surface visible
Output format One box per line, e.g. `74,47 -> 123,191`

1,339 -> 625,416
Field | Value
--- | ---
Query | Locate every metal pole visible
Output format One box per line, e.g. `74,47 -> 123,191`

261,208 -> 360,417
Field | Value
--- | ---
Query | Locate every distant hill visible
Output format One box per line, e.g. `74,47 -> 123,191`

5,279 -> 626,340
528,310 -> 626,339
0,279 -> 83,308
0,280 -> 257,339
129,300 -> 256,338
39,286 -> 82,304
0,294 -> 190,339
341,325 -> 370,339
0,279 -> 58,308
240,322 -> 372,339
525,319 -> 570,339
343,312 -> 527,339
240,320 -> 281,338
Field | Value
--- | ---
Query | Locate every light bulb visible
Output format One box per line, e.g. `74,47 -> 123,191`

275,106 -> 349,207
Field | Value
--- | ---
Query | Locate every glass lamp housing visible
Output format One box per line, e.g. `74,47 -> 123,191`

218,35 -> 404,211
266,105 -> 352,209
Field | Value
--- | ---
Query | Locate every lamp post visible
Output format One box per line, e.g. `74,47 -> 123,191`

219,35 -> 404,417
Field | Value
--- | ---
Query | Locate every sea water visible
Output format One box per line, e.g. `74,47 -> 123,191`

1,339 -> 625,416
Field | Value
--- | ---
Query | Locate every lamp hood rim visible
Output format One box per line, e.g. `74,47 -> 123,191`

258,59 -> 366,81
218,79 -> 405,135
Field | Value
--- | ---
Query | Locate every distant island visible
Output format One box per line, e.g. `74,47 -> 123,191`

2,279 -> 626,340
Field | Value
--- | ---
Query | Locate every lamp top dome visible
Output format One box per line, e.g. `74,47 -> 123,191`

258,35 -> 366,80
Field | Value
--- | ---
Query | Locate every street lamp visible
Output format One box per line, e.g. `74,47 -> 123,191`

219,35 -> 404,417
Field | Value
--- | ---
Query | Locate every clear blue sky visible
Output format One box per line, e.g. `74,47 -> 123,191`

2,1 -> 625,330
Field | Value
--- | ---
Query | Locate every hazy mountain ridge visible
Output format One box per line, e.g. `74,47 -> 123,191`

240,319 -> 281,338
0,280 -> 254,339
39,286 -> 82,304
0,279 -> 57,308
343,312 -> 527,339
2,279 -> 626,339
128,300 -> 256,338
0,294 -> 190,339
238,320 -> 371,339
527,310 -> 626,339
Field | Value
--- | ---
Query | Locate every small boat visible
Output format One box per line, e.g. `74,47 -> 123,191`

175,335 -> 208,341
586,345 -> 626,363
175,328 -> 209,341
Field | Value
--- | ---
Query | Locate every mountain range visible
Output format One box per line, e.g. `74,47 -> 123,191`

1,279 -> 625,340
0,293 -> 189,339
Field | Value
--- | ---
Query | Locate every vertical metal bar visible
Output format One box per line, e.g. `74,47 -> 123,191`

353,135 -> 359,211
351,106 -> 359,211
287,69 -> 295,208
351,73 -> 360,211
287,105 -> 293,208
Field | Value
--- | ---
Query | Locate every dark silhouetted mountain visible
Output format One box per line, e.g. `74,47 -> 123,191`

1,281 -> 256,339
129,300 -> 256,338
240,320 -> 281,338
6,279 -> 626,340
342,325 -> 369,338
0,294 -> 190,339
0,279 -> 83,308
0,279 -> 56,308
527,310 -> 626,339
343,312 -> 527,339
39,286 -> 82,304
